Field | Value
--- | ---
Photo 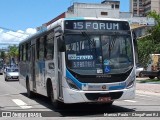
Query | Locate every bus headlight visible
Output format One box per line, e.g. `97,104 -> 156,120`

66,78 -> 80,90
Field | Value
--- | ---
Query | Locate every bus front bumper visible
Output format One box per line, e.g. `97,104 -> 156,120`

62,85 -> 135,104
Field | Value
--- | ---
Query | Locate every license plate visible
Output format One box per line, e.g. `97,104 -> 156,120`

12,76 -> 17,78
98,97 -> 112,102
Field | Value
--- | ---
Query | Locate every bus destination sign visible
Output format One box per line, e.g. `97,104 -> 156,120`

65,20 -> 129,30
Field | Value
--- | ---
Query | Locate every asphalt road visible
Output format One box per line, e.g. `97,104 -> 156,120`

0,74 -> 160,119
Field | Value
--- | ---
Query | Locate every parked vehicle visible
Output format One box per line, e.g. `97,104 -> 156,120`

4,67 -> 19,81
136,64 -> 144,77
141,54 -> 160,79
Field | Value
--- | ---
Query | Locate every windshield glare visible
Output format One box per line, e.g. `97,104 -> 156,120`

7,68 -> 19,72
65,33 -> 133,75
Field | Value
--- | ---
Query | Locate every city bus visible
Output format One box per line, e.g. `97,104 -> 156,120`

19,17 -> 137,108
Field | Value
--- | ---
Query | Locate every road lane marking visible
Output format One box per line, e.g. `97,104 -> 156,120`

123,100 -> 137,103
12,99 -> 32,109
0,94 -> 19,97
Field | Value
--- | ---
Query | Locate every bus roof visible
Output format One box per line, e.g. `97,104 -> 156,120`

64,17 -> 128,22
19,17 -> 129,45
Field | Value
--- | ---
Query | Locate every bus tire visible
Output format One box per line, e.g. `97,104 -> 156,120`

48,81 -> 63,109
26,80 -> 34,98
157,73 -> 160,80
149,76 -> 155,79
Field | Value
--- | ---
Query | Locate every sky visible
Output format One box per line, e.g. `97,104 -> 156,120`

0,0 -> 129,46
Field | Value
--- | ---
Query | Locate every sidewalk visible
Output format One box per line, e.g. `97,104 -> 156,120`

136,77 -> 160,95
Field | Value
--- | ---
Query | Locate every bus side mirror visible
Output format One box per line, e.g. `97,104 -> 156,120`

57,36 -> 65,52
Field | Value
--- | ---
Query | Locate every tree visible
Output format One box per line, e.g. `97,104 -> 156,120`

8,45 -> 19,58
138,11 -> 160,67
147,10 -> 160,44
7,45 -> 19,64
0,51 -> 5,59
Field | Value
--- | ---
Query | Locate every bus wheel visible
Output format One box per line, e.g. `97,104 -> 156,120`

26,80 -> 34,98
49,83 -> 63,109
157,71 -> 160,80
157,75 -> 160,80
149,76 -> 155,79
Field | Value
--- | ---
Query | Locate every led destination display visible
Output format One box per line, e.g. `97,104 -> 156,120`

65,20 -> 130,30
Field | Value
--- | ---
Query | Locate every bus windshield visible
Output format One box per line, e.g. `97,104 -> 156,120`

65,32 -> 133,75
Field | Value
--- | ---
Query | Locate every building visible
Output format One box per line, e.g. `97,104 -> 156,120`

42,1 -> 121,27
130,0 -> 160,17
130,0 -> 145,17
37,1 -> 154,38
66,1 -> 120,18
144,0 -> 160,15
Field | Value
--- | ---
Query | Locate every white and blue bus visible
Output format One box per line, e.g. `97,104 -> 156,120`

19,17 -> 137,108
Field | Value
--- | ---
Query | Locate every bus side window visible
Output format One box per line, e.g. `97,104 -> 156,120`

19,45 -> 23,61
28,42 -> 31,61
23,45 -> 26,61
36,38 -> 40,60
25,43 -> 29,61
44,35 -> 47,59
36,37 -> 45,60
45,32 -> 54,60
39,37 -> 45,60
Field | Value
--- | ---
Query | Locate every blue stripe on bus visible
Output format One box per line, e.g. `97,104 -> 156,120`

66,69 -> 126,91
66,69 -> 83,89
64,17 -> 85,20
109,85 -> 125,90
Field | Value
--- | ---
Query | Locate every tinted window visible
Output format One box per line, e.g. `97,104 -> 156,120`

45,32 -> 54,60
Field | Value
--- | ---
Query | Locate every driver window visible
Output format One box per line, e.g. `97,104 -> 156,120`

101,36 -> 110,59
120,37 -> 132,62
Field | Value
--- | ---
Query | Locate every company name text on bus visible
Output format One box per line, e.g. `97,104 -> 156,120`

65,20 -> 129,31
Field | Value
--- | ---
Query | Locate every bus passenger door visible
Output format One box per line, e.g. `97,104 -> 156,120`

57,37 -> 63,99
31,45 -> 36,92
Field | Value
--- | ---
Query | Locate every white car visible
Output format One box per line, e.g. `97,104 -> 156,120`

4,67 -> 19,81
136,64 -> 144,77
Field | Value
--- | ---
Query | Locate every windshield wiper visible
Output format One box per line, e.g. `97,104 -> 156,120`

81,31 -> 95,49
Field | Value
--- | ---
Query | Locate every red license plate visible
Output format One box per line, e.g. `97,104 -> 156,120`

98,97 -> 112,102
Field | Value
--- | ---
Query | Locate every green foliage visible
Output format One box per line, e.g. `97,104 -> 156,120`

0,51 -> 5,59
138,11 -> 160,67
8,45 -> 19,58
147,10 -> 160,44
138,79 -> 160,83
148,10 -> 160,24
3,45 -> 19,64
